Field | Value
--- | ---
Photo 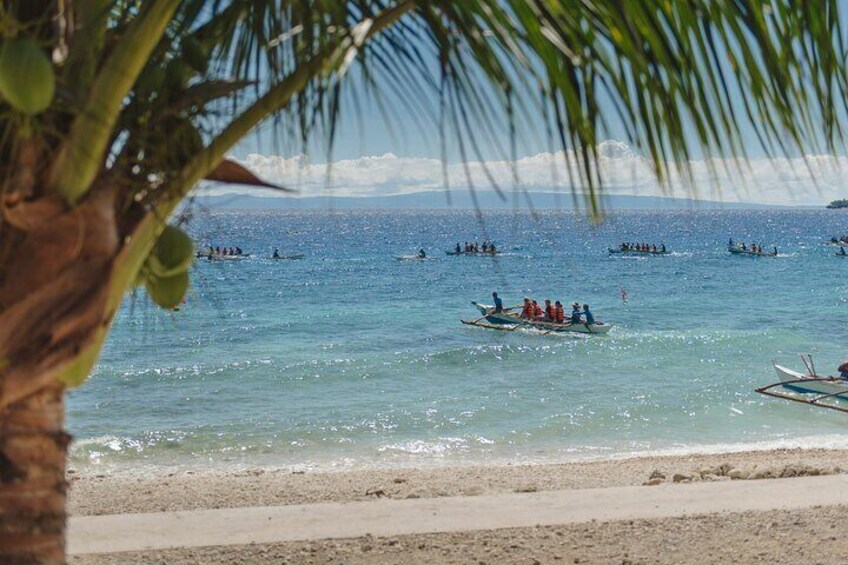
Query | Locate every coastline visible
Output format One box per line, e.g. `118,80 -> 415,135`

68,447 -> 848,563
69,447 -> 848,516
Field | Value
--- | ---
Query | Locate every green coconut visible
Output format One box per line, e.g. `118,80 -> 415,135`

0,38 -> 55,115
147,225 -> 194,278
145,271 -> 189,310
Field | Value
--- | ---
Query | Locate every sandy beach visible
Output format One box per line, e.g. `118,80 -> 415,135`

69,447 -> 848,563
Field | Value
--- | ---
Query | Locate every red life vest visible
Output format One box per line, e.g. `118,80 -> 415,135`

521,303 -> 533,318
545,304 -> 555,319
555,305 -> 564,323
533,304 -> 543,317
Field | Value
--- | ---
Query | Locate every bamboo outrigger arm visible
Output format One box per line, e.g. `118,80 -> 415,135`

755,378 -> 848,415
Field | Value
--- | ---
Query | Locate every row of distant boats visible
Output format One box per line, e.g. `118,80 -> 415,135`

196,247 -> 304,261
610,238 -> 848,257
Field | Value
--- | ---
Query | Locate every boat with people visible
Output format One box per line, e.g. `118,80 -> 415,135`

446,241 -> 501,256
727,240 -> 777,256
463,297 -> 612,335
395,249 -> 430,261
272,248 -> 304,260
756,356 -> 848,414
197,246 -> 251,260
446,249 -> 501,256
608,242 -> 668,255
825,236 -> 848,247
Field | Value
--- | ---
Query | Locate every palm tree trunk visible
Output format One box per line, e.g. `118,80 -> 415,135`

0,382 -> 68,564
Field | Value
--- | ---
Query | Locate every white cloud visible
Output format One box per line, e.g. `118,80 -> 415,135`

208,140 -> 848,206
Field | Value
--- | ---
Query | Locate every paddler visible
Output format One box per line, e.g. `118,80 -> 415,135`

491,292 -> 503,313
418,248 -> 426,259
273,248 -> 280,259
570,303 -> 582,324
532,300 -> 543,319
839,361 -> 848,379
582,304 -> 595,325
520,298 -> 534,319
840,246 -> 847,256
554,301 -> 565,323
544,299 -> 555,321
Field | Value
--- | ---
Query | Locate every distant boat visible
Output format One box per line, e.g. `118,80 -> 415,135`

395,254 -> 429,261
273,253 -> 304,260
608,247 -> 669,256
446,249 -> 501,256
727,244 -> 776,257
464,302 -> 612,335
197,252 -> 251,261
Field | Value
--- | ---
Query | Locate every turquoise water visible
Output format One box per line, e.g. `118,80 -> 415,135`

67,209 -> 848,474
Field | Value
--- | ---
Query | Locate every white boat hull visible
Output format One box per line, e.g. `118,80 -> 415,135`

773,364 -> 848,395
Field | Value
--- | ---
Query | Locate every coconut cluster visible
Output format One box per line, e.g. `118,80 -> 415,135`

141,225 -> 194,309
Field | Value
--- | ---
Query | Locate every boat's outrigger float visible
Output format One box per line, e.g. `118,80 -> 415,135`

462,302 -> 613,335
756,355 -> 848,414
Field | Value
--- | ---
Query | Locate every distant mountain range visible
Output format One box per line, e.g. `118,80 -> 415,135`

193,190 -> 786,210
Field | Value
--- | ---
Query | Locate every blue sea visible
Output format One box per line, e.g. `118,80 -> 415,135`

67,209 -> 848,474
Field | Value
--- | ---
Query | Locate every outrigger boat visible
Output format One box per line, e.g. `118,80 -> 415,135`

608,248 -> 669,256
756,355 -> 848,414
446,249 -> 501,256
273,253 -> 304,260
197,252 -> 251,261
728,244 -> 777,257
463,302 -> 612,335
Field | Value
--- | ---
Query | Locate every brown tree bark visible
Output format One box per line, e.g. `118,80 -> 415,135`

0,383 -> 68,564
0,183 -> 123,563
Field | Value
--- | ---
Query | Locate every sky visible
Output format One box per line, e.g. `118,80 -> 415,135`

223,12 -> 848,208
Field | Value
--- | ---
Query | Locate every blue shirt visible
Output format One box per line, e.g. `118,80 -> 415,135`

493,296 -> 503,312
570,309 -> 582,324
583,309 -> 595,325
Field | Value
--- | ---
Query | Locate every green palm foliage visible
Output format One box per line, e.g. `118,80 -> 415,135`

0,1 -> 847,561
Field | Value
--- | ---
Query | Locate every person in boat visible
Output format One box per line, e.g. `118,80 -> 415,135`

215,246 -> 221,255
839,361 -> 848,379
532,300 -> 543,319
489,243 -> 497,253
418,248 -> 426,259
520,298 -> 534,319
729,238 -> 734,247
772,246 -> 778,255
544,299 -> 555,322
554,301 -> 565,323
273,248 -> 281,259
660,243 -> 666,253
570,303 -> 582,324
740,243 -> 746,251
652,244 -> 657,253
491,292 -> 503,313
456,243 -> 461,253
840,246 -> 847,256
236,247 -> 243,255
582,304 -> 595,325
